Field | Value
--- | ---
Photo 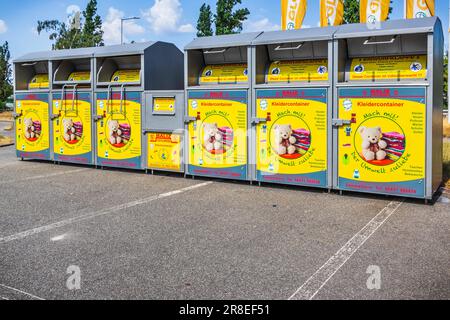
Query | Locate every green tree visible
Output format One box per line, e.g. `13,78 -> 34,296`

37,0 -> 103,50
343,0 -> 392,24
214,0 -> 250,35
80,0 -> 104,47
197,4 -> 214,37
0,42 -> 13,110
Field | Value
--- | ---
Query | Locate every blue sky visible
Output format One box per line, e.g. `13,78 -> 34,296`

0,0 -> 448,60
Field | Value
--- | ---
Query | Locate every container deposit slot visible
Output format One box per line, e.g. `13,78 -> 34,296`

336,33 -> 428,83
187,46 -> 249,87
255,40 -> 329,85
15,60 -> 49,91
96,55 -> 142,118
53,58 -> 92,88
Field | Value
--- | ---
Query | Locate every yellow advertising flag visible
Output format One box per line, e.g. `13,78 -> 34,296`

360,0 -> 391,24
320,0 -> 344,27
281,0 -> 308,30
406,0 -> 435,19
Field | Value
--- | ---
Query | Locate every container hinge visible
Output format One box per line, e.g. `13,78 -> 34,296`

332,119 -> 352,127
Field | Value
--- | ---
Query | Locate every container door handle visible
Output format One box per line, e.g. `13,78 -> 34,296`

252,113 -> 271,125
363,36 -> 397,45
12,111 -> 22,119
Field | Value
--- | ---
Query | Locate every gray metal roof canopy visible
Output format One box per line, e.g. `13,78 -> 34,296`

334,16 -> 441,39
184,32 -> 263,50
252,25 -> 338,45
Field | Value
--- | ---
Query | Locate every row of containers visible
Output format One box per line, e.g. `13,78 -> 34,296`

13,17 -> 444,201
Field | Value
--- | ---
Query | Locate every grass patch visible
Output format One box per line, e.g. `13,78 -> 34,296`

0,134 -> 13,146
0,111 -> 13,122
444,118 -> 450,138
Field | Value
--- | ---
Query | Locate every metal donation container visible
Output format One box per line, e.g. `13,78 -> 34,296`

251,26 -> 336,189
333,17 -> 444,200
94,42 -> 183,170
185,32 -> 262,181
51,48 -> 95,165
13,53 -> 52,161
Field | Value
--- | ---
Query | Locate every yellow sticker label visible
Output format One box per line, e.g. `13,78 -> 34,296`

267,60 -> 329,83
256,90 -> 327,185
96,99 -> 141,160
338,87 -> 426,197
53,98 -> 92,157
153,97 -> 175,113
188,98 -> 247,169
199,64 -> 248,85
147,132 -> 182,171
68,71 -> 91,82
111,69 -> 141,83
349,55 -> 427,81
28,74 -> 49,89
15,99 -> 50,153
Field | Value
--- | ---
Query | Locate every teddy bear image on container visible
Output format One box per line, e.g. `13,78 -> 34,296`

23,118 -> 36,140
203,122 -> 223,152
108,120 -> 123,145
63,118 -> 76,142
273,124 -> 297,155
359,126 -> 387,161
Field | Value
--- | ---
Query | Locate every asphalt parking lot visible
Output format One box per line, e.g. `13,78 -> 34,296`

0,145 -> 449,300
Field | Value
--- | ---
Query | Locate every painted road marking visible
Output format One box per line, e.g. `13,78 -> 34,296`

0,284 -> 45,300
289,200 -> 404,300
0,168 -> 88,185
0,182 -> 213,244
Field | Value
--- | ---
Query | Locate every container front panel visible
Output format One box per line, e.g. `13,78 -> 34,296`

255,89 -> 328,187
147,132 -> 183,172
187,90 -> 248,180
15,93 -> 50,160
337,87 -> 426,198
52,92 -> 93,165
96,91 -> 142,169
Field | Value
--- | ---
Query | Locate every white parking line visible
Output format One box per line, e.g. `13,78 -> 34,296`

0,181 -> 213,244
0,168 -> 88,185
0,284 -> 45,300
289,200 -> 404,300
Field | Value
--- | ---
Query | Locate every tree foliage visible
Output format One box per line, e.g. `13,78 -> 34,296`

0,42 -> 13,109
215,0 -> 250,35
37,0 -> 104,49
197,4 -> 214,37
196,0 -> 250,37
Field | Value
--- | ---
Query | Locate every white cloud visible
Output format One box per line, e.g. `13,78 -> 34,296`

243,18 -> 280,32
66,4 -> 81,15
102,7 -> 145,45
142,0 -> 194,34
0,19 -> 8,34
178,23 -> 195,33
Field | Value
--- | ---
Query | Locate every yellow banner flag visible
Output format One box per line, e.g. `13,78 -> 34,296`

406,0 -> 435,19
320,0 -> 344,27
281,0 -> 307,30
360,0 -> 391,24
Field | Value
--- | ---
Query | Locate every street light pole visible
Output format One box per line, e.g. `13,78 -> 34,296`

120,17 -> 141,45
